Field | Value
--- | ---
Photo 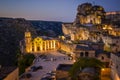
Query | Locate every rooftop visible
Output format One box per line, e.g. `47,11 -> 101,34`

62,22 -> 73,24
114,52 -> 120,57
95,50 -> 110,57
75,45 -> 94,51
82,67 -> 95,74
0,66 -> 17,79
56,64 -> 73,71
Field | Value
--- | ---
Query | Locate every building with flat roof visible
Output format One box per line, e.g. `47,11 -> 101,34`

111,52 -> 120,80
56,64 -> 73,80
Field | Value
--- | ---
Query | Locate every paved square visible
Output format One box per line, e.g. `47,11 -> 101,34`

20,51 -> 74,80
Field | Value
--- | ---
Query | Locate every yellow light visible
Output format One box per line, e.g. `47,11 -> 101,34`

102,68 -> 105,71
73,60 -> 76,62
103,27 -> 106,30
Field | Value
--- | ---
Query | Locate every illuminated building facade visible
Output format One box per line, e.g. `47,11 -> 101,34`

62,3 -> 120,49
74,3 -> 105,25
111,53 -> 120,80
60,3 -> 120,66
106,11 -> 120,21
62,3 -> 106,42
24,30 -> 60,53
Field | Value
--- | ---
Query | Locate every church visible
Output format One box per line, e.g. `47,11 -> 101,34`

20,30 -> 60,53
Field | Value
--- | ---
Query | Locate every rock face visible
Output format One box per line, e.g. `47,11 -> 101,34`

74,3 -> 105,26
0,18 -> 36,66
62,3 -> 107,42
29,20 -> 63,37
0,18 -> 63,66
62,3 -> 120,53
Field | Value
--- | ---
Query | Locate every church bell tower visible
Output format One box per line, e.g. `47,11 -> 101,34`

25,29 -> 32,53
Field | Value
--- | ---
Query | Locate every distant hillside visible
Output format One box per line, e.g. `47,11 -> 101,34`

0,18 -> 63,66
0,18 -> 36,66
29,20 -> 63,37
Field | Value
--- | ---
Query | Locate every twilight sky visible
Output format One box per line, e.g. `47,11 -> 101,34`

0,0 -> 120,22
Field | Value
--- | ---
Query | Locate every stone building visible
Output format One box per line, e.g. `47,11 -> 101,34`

74,3 -> 105,25
62,23 -> 90,41
102,24 -> 120,36
106,11 -> 120,22
56,64 -> 73,80
59,3 -> 120,67
62,2 -> 120,45
78,67 -> 96,80
74,45 -> 95,58
62,23 -> 73,36
95,50 -> 110,67
101,35 -> 120,52
62,3 -> 106,42
111,53 -> 120,80
20,30 -> 60,53
60,41 -> 75,53
59,40 -> 110,65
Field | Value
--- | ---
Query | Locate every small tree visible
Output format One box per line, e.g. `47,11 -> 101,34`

18,53 -> 35,75
69,58 -> 104,80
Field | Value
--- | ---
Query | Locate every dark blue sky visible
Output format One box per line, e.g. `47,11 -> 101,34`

0,0 -> 120,22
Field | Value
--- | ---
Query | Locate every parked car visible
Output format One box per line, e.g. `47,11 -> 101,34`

41,77 -> 48,80
41,76 -> 55,80
51,71 -> 56,74
48,71 -> 56,75
46,71 -> 56,79
44,59 -> 51,61
20,73 -> 32,79
37,65 -> 43,69
40,55 -> 47,59
31,66 -> 43,72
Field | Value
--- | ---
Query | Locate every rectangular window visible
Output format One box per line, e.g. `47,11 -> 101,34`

85,52 -> 89,57
80,52 -> 84,57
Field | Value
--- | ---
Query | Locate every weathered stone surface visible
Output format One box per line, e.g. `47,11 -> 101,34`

73,3 -> 105,26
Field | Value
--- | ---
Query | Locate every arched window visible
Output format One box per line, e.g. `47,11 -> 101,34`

37,47 -> 40,51
32,48 -> 34,52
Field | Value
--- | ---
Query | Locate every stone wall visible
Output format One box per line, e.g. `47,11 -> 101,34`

4,68 -> 19,80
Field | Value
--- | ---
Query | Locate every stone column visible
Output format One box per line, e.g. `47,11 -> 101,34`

51,40 -> 53,50
44,41 -> 46,51
53,40 -> 56,49
30,43 -> 32,52
47,41 -> 49,50
34,43 -> 37,52
40,43 -> 42,51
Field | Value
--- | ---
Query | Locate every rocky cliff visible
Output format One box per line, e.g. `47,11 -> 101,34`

29,20 -> 63,37
0,18 -> 63,66
0,18 -> 36,66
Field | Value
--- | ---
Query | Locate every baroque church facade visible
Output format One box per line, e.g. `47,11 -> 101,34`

21,30 -> 60,53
